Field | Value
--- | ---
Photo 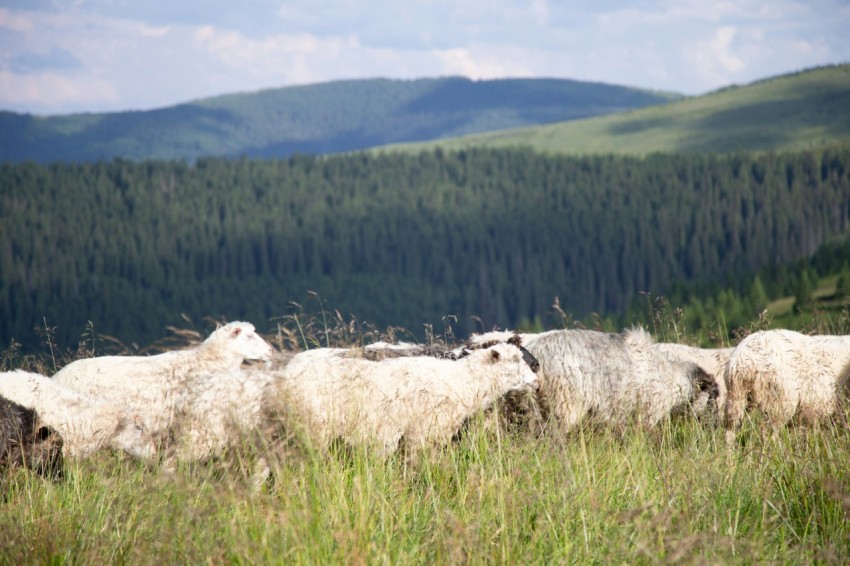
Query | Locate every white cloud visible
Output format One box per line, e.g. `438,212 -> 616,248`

0,70 -> 119,109
712,26 -> 745,73
0,0 -> 848,113
434,47 -> 533,79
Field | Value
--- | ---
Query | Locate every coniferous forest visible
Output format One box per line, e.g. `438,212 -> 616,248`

2,146 -> 850,351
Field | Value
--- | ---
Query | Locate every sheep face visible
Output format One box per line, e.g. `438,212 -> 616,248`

209,321 -> 274,362
112,414 -> 157,461
22,425 -> 65,479
692,365 -> 720,401
478,343 -> 540,392
686,364 -> 721,418
459,332 -> 540,373
1,399 -> 64,478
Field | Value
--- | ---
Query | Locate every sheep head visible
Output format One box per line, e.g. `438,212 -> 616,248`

460,331 -> 540,372
112,412 -> 157,462
692,365 -> 720,401
473,343 -> 539,392
15,423 -> 64,480
206,321 -> 274,362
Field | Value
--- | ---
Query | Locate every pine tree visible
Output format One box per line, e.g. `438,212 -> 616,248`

835,261 -> 850,301
747,275 -> 769,314
793,270 -> 815,314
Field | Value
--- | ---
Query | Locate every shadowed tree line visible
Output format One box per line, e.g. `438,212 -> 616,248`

1,146 -> 849,350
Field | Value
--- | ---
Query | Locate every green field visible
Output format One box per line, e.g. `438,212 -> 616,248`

766,274 -> 839,318
385,64 -> 850,155
3,418 -> 848,563
2,312 -> 850,563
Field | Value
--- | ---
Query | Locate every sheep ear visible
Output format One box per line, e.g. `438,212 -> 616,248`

508,335 -> 521,347
231,326 -> 242,338
489,349 -> 501,362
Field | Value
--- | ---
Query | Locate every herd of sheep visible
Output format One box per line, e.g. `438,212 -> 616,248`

2,320 -> 849,480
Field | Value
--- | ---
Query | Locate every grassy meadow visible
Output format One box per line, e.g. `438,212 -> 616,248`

2,307 -> 850,564
385,64 -> 850,156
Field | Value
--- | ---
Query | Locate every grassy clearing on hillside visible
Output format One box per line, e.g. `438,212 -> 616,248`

766,274 -> 850,333
2,311 -> 850,563
386,64 -> 850,155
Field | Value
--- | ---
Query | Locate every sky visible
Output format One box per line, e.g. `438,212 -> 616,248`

1,0 -> 848,115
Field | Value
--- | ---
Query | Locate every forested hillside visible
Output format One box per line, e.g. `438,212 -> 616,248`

2,147 -> 849,351
0,77 -> 677,164
387,64 -> 850,155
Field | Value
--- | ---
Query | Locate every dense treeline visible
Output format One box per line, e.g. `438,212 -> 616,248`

1,147 -> 849,351
626,236 -> 850,341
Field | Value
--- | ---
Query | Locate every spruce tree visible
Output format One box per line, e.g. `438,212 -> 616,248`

835,261 -> 850,301
748,275 -> 769,314
793,270 -> 815,314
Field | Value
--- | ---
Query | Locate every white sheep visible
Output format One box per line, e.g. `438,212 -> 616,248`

653,342 -> 734,419
53,321 -> 274,437
623,327 -> 719,423
1,394 -> 64,477
168,365 -> 275,464
724,329 -> 850,434
268,342 -> 539,457
462,328 -> 718,432
0,370 -> 156,461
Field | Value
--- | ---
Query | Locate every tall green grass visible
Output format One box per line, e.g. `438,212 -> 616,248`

2,309 -> 849,563
3,418 -> 848,563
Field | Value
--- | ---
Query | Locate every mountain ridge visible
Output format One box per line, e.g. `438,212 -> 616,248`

0,76 -> 680,163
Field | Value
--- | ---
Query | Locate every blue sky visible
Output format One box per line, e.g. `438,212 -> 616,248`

1,0 -> 848,115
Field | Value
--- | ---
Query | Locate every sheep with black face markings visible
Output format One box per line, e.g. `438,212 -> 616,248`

1,395 -> 64,478
266,341 -> 539,457
462,327 -> 718,433
723,329 -> 850,437
0,370 -> 155,461
653,342 -> 733,421
53,321 -> 274,439
623,327 -> 719,423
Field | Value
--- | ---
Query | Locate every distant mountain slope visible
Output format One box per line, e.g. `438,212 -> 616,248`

0,77 -> 679,163
383,64 -> 850,155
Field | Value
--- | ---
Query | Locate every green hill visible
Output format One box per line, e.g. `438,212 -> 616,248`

383,64 -> 850,155
0,77 -> 678,163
